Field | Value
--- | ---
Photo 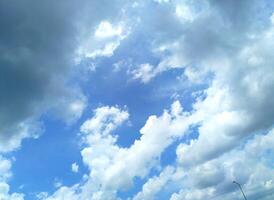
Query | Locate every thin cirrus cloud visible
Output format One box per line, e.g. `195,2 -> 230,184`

0,0 -> 274,200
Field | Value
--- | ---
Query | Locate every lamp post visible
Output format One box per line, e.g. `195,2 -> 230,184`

233,181 -> 247,200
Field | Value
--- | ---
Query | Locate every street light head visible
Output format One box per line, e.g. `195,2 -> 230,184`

233,181 -> 240,185
232,181 -> 247,200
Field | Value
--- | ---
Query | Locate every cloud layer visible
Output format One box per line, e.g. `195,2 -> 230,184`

1,0 -> 274,199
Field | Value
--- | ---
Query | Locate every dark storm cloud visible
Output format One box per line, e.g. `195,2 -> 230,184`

0,0 -> 79,138
0,0 -> 127,151
0,1 -> 74,124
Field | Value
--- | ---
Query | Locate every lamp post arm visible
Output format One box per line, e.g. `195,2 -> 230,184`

233,181 -> 247,200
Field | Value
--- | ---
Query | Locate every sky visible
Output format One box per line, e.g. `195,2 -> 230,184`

1,0 -> 274,200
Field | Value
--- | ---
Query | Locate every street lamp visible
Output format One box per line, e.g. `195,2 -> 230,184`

233,181 -> 247,200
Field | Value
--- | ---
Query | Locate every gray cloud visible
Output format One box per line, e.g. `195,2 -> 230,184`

0,0 -> 80,151
0,0 -> 128,151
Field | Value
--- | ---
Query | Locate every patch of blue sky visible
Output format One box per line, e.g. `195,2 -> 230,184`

9,115 -> 86,199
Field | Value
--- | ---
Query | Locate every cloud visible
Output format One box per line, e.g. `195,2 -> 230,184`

2,0 -> 274,199
118,1 -> 274,199
0,120 -> 42,153
76,18 -> 131,60
43,101 -> 193,199
0,157 -> 24,200
171,129 -> 274,200
0,0 -> 83,151
128,0 -> 272,83
133,166 -> 175,200
131,63 -> 156,83
127,1 -> 274,199
176,17 -> 274,168
133,129 -> 274,200
123,0 -> 274,171
95,21 -> 124,39
71,163 -> 79,173
0,0 -> 132,151
80,106 -> 130,137
0,182 -> 24,200
41,1 -> 274,199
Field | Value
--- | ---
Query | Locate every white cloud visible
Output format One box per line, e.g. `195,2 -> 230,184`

126,5 -> 274,198
95,21 -> 123,39
0,157 -> 24,200
131,63 -> 156,83
43,101 -> 193,199
71,163 -> 79,173
154,0 -> 170,3
80,106 -> 129,136
52,90 -> 87,124
80,101 -> 191,191
171,129 -> 274,200
176,18 -> 274,168
76,20 -> 131,60
0,182 -> 24,200
106,1 -> 274,199
133,166 -> 175,200
175,4 -> 195,22
37,192 -> 49,200
131,129 -> 274,200
0,120 -> 42,153
53,178 -> 63,189
0,157 -> 11,182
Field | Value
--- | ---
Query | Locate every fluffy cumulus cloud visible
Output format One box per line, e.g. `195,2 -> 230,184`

43,101 -> 193,199
2,0 -> 274,199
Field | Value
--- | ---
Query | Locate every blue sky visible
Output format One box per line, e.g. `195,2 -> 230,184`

1,0 -> 274,200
